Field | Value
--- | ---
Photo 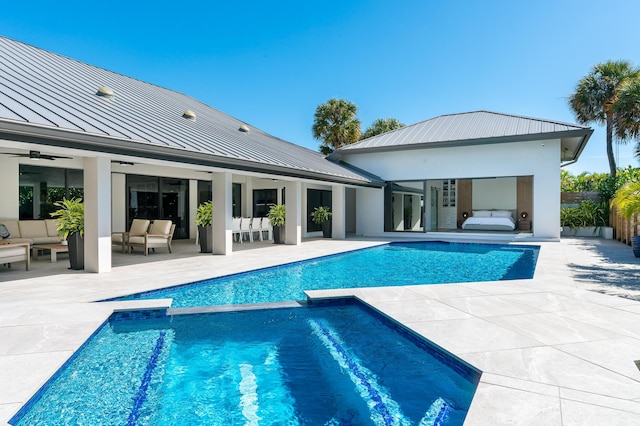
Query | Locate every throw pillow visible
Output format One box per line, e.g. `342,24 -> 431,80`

0,223 -> 11,239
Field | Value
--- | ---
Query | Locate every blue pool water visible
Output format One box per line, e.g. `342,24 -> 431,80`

118,241 -> 539,308
12,302 -> 479,425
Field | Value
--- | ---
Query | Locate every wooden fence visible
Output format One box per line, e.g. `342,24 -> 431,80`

611,207 -> 639,245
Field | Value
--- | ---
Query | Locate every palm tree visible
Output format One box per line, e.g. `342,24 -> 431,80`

568,60 -> 640,178
312,98 -> 361,155
361,118 -> 405,139
610,181 -> 640,221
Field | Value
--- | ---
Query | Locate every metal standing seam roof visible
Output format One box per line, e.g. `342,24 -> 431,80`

0,36 -> 379,186
332,110 -> 592,161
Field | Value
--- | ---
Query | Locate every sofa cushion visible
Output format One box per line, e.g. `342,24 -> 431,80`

0,220 -> 20,238
18,221 -> 48,239
31,236 -> 61,245
45,219 -> 60,237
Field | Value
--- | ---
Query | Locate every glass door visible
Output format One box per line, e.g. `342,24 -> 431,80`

127,175 -> 189,239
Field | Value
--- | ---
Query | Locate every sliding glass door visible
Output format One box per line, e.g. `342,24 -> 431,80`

127,175 -> 189,239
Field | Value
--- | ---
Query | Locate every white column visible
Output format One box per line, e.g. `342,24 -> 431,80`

0,158 -> 19,218
84,156 -> 111,273
285,180 -> 302,245
188,179 -> 198,239
111,173 -> 126,232
332,184 -> 346,239
213,171 -> 232,255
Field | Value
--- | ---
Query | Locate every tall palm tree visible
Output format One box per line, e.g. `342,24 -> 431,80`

361,118 -> 405,139
568,60 -> 640,178
312,98 -> 361,155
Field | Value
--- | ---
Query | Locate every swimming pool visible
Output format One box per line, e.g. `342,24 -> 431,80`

116,241 -> 539,308
11,302 -> 480,425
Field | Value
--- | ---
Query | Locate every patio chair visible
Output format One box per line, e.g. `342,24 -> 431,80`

128,219 -> 175,255
239,217 -> 253,243
260,217 -> 273,241
111,219 -> 150,253
232,217 -> 242,242
250,217 -> 263,241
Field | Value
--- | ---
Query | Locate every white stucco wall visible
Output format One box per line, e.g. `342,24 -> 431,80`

473,177 -> 517,210
355,187 -> 384,236
345,139 -> 561,239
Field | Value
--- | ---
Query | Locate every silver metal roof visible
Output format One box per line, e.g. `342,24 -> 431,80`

0,37 -> 379,186
333,111 -> 592,162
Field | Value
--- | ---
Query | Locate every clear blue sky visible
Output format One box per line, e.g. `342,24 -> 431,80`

3,0 -> 640,174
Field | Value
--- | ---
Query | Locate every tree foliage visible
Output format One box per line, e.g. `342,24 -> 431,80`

361,118 -> 405,139
568,60 -> 640,177
312,98 -> 361,155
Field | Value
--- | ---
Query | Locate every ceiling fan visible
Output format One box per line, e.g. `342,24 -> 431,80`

1,150 -> 72,160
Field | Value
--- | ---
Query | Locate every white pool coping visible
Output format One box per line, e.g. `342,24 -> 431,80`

1,237 -> 640,425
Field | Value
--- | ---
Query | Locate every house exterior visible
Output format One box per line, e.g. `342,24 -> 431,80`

0,36 -> 592,273
331,111 -> 592,240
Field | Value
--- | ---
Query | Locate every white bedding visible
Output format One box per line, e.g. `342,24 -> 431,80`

461,216 -> 516,231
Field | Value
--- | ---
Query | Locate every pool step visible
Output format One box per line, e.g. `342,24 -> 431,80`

310,318 -> 454,425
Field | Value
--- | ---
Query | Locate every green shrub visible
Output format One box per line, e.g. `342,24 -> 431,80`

560,200 -> 608,228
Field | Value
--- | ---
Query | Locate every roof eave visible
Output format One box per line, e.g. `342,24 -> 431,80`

0,120 -> 382,188
333,128 -> 594,159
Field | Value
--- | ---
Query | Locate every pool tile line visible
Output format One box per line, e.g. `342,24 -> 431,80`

100,243 -> 390,303
338,297 -> 483,386
126,331 -> 167,426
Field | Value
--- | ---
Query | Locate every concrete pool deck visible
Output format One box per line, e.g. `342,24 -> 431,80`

1,237 -> 640,424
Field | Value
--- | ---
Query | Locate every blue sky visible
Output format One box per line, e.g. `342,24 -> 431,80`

2,0 -> 640,174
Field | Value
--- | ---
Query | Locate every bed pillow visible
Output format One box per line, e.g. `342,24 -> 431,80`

492,210 -> 512,218
472,210 -> 492,218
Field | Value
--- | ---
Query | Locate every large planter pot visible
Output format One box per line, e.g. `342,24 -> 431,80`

632,236 -> 640,258
273,225 -> 285,244
321,221 -> 332,238
561,226 -> 599,237
67,232 -> 84,270
198,225 -> 212,253
600,227 -> 613,240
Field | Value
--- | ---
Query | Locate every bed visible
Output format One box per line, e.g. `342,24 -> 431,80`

461,209 -> 517,231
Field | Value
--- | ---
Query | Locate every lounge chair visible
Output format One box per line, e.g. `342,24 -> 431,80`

128,220 -> 175,255
111,219 -> 150,253
0,242 -> 30,270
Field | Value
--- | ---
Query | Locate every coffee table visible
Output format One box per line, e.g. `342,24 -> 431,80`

32,244 -> 69,263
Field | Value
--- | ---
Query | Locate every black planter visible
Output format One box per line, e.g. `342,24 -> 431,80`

321,221 -> 332,238
67,232 -> 84,270
273,225 -> 285,244
198,225 -> 213,253
633,236 -> 640,257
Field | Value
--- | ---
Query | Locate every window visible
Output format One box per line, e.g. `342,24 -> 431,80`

307,189 -> 331,232
253,189 -> 277,217
19,165 -> 83,219
198,181 -> 241,217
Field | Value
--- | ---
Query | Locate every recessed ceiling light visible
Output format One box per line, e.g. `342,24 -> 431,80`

239,124 -> 250,133
96,86 -> 114,97
183,110 -> 196,120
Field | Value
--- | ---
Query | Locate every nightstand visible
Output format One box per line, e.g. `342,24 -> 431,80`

518,220 -> 531,231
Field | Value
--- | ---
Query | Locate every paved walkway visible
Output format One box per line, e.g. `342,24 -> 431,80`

1,237 -> 640,425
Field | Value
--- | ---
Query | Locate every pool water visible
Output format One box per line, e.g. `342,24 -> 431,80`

12,303 -> 479,425
118,241 -> 539,308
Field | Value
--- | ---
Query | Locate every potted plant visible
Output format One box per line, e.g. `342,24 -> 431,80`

310,206 -> 332,238
610,182 -> 640,256
50,197 -> 84,270
195,201 -> 213,253
267,204 -> 286,244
